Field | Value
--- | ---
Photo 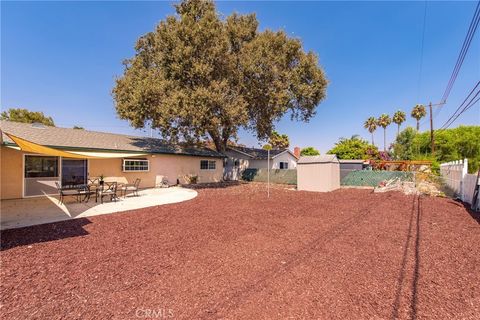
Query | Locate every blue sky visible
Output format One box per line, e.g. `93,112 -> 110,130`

2,1 -> 479,152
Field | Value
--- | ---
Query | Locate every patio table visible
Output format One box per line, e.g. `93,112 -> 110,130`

91,182 -> 120,203
59,184 -> 94,203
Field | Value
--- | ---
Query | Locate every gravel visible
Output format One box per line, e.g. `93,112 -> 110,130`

1,183 -> 479,319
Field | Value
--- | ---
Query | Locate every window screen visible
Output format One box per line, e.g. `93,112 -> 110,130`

123,159 -> 149,172
200,160 -> 216,170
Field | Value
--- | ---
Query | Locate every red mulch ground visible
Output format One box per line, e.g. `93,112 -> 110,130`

1,183 -> 479,319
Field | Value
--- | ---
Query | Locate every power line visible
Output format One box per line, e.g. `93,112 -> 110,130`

440,1 -> 480,104
442,80 -> 480,126
442,95 -> 479,129
440,80 -> 480,129
417,1 -> 428,102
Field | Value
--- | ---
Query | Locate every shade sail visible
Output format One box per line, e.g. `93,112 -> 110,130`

4,133 -> 147,159
68,151 -> 148,158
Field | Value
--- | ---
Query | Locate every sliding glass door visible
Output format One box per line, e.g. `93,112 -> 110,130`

61,159 -> 88,187
23,156 -> 88,197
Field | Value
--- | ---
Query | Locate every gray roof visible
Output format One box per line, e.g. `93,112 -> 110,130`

0,120 -> 224,158
338,159 -> 366,164
227,146 -> 289,160
298,154 -> 339,164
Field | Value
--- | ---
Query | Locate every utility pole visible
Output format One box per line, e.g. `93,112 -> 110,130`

426,101 -> 446,156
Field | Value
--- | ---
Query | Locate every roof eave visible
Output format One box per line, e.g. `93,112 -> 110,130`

226,147 -> 255,158
1,141 -> 225,158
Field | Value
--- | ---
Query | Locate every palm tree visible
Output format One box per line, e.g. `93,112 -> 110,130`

411,104 -> 427,131
363,117 -> 377,145
392,110 -> 406,137
377,114 -> 392,152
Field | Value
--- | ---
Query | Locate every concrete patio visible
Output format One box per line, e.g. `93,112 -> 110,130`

0,187 -> 197,230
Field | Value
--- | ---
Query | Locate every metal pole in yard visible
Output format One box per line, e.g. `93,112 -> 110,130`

267,148 -> 270,198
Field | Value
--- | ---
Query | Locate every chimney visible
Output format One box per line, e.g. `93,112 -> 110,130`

294,146 -> 301,158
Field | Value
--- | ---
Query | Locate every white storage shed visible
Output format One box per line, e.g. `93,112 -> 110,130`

297,155 -> 341,192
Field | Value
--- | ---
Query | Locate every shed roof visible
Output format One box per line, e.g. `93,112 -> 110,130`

298,154 -> 339,164
0,120 -> 224,158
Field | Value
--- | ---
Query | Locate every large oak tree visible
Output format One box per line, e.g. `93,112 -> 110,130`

113,0 -> 327,152
1,108 -> 55,126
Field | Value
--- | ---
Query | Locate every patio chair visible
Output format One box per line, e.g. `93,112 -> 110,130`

155,175 -> 169,188
120,178 -> 141,198
55,181 -> 82,204
88,178 -> 99,186
98,182 -> 118,204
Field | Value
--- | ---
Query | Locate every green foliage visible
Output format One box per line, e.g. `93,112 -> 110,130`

300,146 -> 320,156
392,125 -> 480,173
268,131 -> 289,149
392,110 -> 406,135
377,114 -> 391,129
392,110 -> 406,125
184,174 -> 198,184
112,0 -> 328,152
411,104 -> 427,130
327,136 -> 379,160
0,108 -> 55,126
73,125 -> 84,129
363,117 -> 377,133
392,126 -> 417,160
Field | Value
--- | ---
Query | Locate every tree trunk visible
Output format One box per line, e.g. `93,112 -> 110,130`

416,120 -> 420,131
384,128 -> 386,152
208,130 -> 226,153
397,124 -> 400,137
371,132 -> 375,146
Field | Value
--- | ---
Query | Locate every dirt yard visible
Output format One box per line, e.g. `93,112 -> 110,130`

1,183 -> 479,319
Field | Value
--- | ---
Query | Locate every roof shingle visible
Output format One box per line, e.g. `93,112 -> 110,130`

227,146 -> 288,160
0,120 -> 224,158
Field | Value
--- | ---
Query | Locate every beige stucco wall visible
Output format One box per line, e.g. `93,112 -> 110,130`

0,146 -> 223,200
0,146 -> 24,200
89,154 -> 223,188
297,162 -> 340,192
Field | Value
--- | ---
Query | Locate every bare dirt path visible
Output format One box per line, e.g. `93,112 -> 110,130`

1,184 -> 479,319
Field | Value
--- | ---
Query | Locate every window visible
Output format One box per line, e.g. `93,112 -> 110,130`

123,159 -> 149,172
25,156 -> 59,177
279,162 -> 289,170
200,160 -> 216,170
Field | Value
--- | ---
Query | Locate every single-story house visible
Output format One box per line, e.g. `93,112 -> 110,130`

0,120 -> 225,200
223,146 -> 298,180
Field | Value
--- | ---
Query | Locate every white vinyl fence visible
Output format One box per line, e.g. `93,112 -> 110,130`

440,159 -> 479,209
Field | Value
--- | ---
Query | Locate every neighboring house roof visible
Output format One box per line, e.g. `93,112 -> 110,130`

338,159 -> 366,164
0,120 -> 224,158
298,154 -> 339,164
227,146 -> 297,160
